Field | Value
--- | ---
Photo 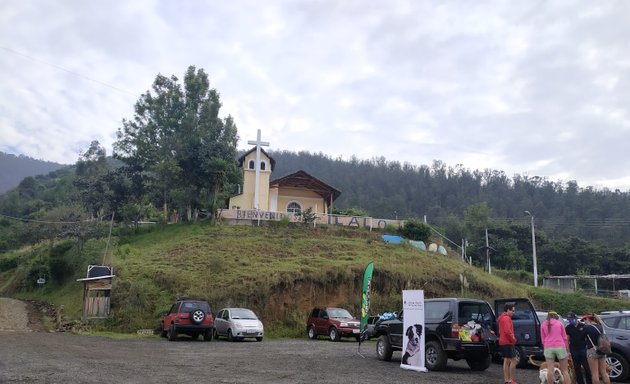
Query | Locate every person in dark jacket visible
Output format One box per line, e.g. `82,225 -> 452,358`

565,312 -> 592,384
498,303 -> 517,384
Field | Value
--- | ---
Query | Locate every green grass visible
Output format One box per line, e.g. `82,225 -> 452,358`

1,222 -> 628,336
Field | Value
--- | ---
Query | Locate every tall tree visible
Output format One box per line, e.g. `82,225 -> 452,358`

74,140 -> 111,219
113,66 -> 240,221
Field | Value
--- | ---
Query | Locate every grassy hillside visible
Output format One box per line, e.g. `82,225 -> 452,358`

1,223 -> 626,336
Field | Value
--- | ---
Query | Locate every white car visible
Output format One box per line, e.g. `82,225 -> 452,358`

213,308 -> 264,342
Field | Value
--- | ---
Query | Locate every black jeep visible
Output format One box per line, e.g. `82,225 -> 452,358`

375,297 -> 500,371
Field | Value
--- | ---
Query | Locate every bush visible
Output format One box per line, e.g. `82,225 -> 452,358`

398,218 -> 431,241
48,240 -> 76,284
0,256 -> 18,272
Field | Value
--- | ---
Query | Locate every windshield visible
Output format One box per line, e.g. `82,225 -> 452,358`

231,309 -> 258,320
181,301 -> 210,313
328,308 -> 353,319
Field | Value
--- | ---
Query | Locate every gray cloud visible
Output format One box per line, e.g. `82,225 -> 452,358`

1,0 -> 629,190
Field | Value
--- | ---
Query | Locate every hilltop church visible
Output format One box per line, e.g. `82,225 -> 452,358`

227,130 -> 341,218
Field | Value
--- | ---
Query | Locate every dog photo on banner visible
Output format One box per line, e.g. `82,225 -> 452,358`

401,290 -> 427,372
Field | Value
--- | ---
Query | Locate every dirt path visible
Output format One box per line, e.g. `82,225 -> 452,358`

0,297 -> 30,331
0,297 -> 46,332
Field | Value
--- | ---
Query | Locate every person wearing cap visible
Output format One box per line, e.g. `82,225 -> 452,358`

565,312 -> 592,384
541,311 -> 570,384
583,314 -> 611,384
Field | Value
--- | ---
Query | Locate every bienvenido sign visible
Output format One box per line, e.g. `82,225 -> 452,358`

220,209 -> 401,229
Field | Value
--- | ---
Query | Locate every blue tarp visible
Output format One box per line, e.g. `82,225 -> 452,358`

409,240 -> 426,250
438,245 -> 448,255
382,235 -> 404,244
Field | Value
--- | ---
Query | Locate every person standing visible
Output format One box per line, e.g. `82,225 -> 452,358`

583,314 -> 611,384
565,312 -> 592,384
541,311 -> 570,384
498,303 -> 517,384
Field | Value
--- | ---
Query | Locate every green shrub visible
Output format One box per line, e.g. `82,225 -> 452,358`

0,256 -> 18,272
398,218 -> 431,241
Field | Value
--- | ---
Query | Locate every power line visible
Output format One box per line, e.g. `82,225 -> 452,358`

0,45 -> 137,96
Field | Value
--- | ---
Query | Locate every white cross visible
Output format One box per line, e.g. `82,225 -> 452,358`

247,129 -> 269,210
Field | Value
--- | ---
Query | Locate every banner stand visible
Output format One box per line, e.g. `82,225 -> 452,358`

357,261 -> 374,358
400,290 -> 428,372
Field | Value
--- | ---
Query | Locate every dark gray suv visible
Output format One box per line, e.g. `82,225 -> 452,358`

599,312 -> 630,381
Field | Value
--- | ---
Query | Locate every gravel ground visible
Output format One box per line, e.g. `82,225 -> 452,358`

0,298 -> 541,384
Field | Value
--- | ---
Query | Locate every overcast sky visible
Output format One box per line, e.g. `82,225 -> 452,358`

2,1 -> 630,190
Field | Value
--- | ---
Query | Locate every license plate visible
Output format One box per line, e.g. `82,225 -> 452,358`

352,329 -> 359,334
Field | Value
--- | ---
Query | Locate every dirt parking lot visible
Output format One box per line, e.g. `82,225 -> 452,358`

0,298 -> 541,383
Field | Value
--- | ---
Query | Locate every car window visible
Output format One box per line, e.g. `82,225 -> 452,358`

181,301 -> 210,313
618,316 -> 630,330
328,308 -> 352,318
232,309 -> 257,319
425,301 -> 450,321
169,303 -> 179,314
459,303 -> 493,324
217,310 -> 224,318
310,308 -> 320,318
602,316 -> 618,328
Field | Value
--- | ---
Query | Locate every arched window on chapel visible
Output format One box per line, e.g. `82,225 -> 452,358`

248,160 -> 255,169
287,202 -> 302,215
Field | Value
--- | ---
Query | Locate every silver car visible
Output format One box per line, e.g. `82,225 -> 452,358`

213,308 -> 264,342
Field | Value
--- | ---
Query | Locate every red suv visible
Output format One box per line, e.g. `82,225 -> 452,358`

307,307 -> 360,341
161,299 -> 214,341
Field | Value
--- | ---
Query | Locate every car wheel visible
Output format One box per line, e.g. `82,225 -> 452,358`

607,351 -> 629,381
425,340 -> 447,371
514,346 -> 528,368
213,328 -> 219,340
167,325 -> 177,341
329,327 -> 340,342
307,326 -> 317,340
203,329 -> 213,342
376,335 -> 393,361
228,329 -> 235,342
190,309 -> 205,325
256,337 -> 263,342
160,324 -> 167,338
466,354 -> 492,371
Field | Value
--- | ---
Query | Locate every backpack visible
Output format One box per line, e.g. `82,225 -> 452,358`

588,324 -> 612,354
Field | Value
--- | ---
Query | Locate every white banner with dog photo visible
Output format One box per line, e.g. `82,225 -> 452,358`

401,290 -> 427,372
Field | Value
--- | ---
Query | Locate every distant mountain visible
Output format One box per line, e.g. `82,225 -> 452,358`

0,152 -> 68,194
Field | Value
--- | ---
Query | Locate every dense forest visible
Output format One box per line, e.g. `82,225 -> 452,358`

2,64 -> 630,289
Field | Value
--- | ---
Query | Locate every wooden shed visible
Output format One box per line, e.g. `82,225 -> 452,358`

77,265 -> 115,319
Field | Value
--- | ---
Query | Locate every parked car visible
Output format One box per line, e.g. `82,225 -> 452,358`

599,312 -> 630,381
161,298 -> 214,341
307,307 -> 360,341
374,297 -> 501,371
214,308 -> 264,342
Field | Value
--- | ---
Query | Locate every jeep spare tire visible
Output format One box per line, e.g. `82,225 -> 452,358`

191,309 -> 206,324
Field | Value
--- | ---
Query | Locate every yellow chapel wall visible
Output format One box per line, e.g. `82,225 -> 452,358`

229,151 -> 271,210
276,187 -> 327,214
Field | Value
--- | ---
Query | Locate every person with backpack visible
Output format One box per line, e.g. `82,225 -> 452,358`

541,311 -> 571,384
583,313 -> 611,384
